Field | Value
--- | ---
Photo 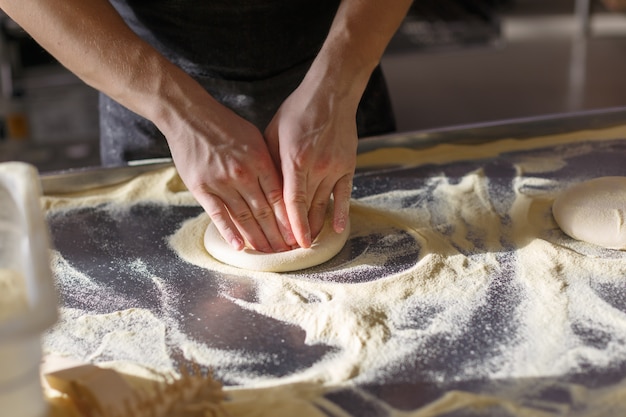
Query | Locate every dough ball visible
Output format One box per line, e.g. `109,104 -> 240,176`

553,176 -> 626,249
203,207 -> 350,272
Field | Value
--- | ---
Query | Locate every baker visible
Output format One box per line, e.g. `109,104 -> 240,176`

0,0 -> 411,253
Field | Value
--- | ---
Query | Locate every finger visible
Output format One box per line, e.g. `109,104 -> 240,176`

283,170 -> 312,248
261,125 -> 296,247
263,121 -> 281,169
258,174 -> 298,248
226,192 -> 275,253
332,174 -> 353,233
242,184 -> 292,253
307,180 -> 334,240
194,192 -> 245,251
198,185 -> 272,252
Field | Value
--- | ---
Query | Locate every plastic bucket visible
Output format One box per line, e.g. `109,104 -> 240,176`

0,162 -> 58,417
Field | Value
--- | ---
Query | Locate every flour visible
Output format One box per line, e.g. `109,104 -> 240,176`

356,125 -> 626,170
41,124 -> 626,416
41,166 -> 195,213
44,252 -> 261,381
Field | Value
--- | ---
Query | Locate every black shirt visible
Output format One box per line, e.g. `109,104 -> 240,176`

100,0 -> 395,165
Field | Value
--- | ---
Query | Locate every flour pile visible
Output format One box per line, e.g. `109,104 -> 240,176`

42,125 -> 626,416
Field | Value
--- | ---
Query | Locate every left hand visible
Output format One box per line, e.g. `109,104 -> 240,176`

265,74 -> 358,248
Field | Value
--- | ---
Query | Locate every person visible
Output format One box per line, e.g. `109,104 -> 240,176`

0,0 -> 412,253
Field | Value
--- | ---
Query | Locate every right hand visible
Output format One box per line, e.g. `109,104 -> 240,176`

264,75 -> 358,249
159,89 -> 297,253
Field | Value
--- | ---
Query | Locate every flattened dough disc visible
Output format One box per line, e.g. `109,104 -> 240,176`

203,208 -> 351,272
553,176 -> 626,250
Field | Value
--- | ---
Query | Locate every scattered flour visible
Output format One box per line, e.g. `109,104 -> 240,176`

42,124 -> 626,416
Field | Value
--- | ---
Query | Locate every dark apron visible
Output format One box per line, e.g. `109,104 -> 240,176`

101,0 -> 396,166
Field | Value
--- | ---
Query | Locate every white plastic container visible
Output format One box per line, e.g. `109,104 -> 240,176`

0,162 -> 58,417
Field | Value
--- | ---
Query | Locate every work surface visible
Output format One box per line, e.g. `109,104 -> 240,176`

42,110 -> 626,416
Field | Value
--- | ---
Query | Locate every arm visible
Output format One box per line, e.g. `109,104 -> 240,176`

0,0 -> 296,252
265,0 -> 413,248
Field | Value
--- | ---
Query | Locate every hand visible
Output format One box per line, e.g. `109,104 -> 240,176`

162,93 -> 297,253
265,76 -> 358,248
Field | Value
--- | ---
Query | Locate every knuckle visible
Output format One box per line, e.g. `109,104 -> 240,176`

313,158 -> 331,173
289,149 -> 314,171
250,204 -> 275,222
229,163 -> 252,183
311,198 -> 328,212
185,176 -> 211,194
231,209 -> 255,225
207,208 -> 228,223
285,192 -> 308,207
265,188 -> 284,206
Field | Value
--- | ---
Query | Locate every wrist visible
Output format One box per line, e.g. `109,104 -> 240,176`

306,24 -> 383,111
141,59 -> 219,140
304,49 -> 374,113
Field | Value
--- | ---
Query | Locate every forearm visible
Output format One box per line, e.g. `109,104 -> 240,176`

0,0 -> 301,252
0,0 -> 206,133
307,0 -> 413,105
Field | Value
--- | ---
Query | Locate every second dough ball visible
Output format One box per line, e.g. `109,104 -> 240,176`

552,176 -> 626,250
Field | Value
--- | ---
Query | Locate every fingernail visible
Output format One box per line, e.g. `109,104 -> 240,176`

284,231 -> 297,246
231,237 -> 245,251
335,218 -> 346,233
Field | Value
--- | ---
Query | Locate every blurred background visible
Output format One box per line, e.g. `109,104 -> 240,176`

1,0 -> 625,172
